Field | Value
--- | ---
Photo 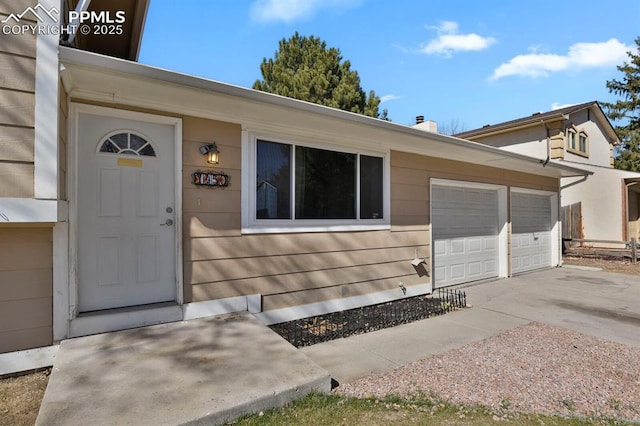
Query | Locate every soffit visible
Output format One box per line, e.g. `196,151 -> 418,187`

64,0 -> 148,60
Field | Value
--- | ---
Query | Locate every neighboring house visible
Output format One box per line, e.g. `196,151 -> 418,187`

455,102 -> 640,247
0,0 -> 588,371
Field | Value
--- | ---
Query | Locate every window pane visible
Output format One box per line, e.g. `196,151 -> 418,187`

99,140 -> 119,153
110,133 -> 128,150
579,134 -> 587,152
139,144 -> 156,157
360,155 -> 383,219
130,134 -> 147,151
257,140 -> 291,219
295,146 -> 356,219
568,131 -> 576,150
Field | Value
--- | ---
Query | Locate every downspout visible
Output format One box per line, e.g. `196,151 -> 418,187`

540,119 -> 550,167
63,0 -> 92,45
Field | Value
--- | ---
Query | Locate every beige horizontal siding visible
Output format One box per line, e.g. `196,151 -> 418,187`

186,230 -> 427,261
0,227 -> 53,353
0,1 -> 39,18
0,125 -> 33,162
0,53 -> 35,92
181,117 -> 430,308
183,213 -> 242,238
391,151 -> 557,191
185,230 -> 429,304
261,275 -> 426,311
0,29 -> 36,198
0,31 -> 36,57
0,162 -> 33,197
0,88 -> 34,127
188,247 -> 416,284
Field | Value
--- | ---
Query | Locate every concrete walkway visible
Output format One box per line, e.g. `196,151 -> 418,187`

36,313 -> 331,426
36,267 -> 640,425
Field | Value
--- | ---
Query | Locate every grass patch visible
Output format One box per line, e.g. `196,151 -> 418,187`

228,393 -> 634,425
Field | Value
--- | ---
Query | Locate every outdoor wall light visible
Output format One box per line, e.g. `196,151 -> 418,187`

200,143 -> 220,164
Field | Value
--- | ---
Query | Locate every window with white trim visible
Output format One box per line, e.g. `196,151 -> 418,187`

249,137 -> 388,230
566,127 -> 588,157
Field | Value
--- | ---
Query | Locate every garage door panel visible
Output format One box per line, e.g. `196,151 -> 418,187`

468,261 -> 482,277
451,239 -> 465,254
433,185 -> 500,287
450,264 -> 465,280
511,192 -> 553,274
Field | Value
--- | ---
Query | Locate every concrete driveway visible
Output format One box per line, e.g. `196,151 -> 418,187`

464,266 -> 640,348
302,266 -> 640,383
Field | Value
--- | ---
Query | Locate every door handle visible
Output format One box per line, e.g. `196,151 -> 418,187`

161,219 -> 174,226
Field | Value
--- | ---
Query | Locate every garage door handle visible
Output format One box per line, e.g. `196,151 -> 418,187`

161,219 -> 174,226
533,232 -> 539,241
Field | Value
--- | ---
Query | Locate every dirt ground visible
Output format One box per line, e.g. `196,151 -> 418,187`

0,369 -> 49,426
1,256 -> 638,425
563,254 -> 640,274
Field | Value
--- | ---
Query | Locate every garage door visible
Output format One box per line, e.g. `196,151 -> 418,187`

432,185 -> 500,287
511,192 -> 552,274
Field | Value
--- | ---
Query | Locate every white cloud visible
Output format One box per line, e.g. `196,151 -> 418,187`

551,102 -> 576,110
380,94 -> 400,103
250,0 -> 362,23
419,21 -> 496,57
491,38 -> 633,80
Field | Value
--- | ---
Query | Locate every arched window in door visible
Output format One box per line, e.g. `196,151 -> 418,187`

98,132 -> 156,157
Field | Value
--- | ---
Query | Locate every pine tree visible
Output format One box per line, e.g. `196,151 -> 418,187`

601,37 -> 640,171
253,32 -> 389,120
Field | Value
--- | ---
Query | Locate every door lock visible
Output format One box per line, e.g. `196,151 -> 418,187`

161,219 -> 174,226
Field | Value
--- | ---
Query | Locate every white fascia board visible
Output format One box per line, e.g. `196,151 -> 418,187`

34,0 -> 60,199
0,198 -> 65,222
58,47 -> 590,180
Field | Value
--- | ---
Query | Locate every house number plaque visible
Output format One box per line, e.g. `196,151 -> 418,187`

192,170 -> 230,188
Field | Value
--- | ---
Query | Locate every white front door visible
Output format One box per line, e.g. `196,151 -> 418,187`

77,113 -> 177,312
432,184 -> 500,287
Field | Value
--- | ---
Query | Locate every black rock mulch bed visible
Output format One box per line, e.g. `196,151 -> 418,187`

270,288 -> 467,348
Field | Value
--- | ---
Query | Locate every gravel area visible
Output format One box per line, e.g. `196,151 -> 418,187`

336,322 -> 640,421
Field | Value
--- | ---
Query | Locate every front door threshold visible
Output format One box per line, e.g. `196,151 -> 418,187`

69,302 -> 183,338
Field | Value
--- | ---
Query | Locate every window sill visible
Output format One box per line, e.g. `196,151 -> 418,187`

241,223 -> 391,234
566,147 -> 589,158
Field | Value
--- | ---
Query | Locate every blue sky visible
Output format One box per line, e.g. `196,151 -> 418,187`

139,0 -> 639,132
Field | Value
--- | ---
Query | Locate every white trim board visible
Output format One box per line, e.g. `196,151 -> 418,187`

182,294 -> 262,321
34,0 -> 60,199
0,198 -> 65,223
64,103 -> 183,338
0,345 -> 59,376
69,304 -> 183,338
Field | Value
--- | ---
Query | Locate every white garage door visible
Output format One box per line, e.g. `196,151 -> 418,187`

511,193 -> 552,274
432,185 -> 500,287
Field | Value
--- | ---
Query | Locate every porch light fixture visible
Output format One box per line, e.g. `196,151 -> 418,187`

200,143 -> 220,165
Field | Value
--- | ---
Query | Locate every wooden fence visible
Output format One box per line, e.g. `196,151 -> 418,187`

564,237 -> 638,264
561,202 -> 582,241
